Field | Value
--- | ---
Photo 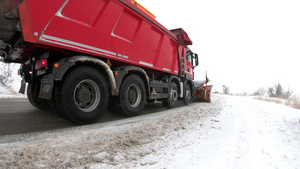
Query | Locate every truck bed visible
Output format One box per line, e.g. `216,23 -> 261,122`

17,0 -> 192,76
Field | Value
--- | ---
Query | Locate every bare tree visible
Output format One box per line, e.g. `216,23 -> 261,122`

0,62 -> 14,87
223,85 -> 230,95
254,87 -> 266,96
283,88 -> 293,100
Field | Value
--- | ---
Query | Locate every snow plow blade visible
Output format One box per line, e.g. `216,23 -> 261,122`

193,80 -> 213,102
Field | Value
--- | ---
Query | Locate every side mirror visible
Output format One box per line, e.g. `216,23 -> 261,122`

194,53 -> 199,66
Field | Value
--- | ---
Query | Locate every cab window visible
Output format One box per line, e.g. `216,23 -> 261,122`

186,49 -> 192,63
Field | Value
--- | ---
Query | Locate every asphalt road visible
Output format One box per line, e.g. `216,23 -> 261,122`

0,98 -> 168,136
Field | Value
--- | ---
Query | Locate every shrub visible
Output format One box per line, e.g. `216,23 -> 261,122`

223,85 -> 230,95
287,96 -> 300,110
253,87 -> 266,96
268,83 -> 292,99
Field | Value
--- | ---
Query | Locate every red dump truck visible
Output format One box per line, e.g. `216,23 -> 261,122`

0,0 -> 199,124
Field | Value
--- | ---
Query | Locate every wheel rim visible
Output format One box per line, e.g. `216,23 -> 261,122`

73,80 -> 100,112
170,84 -> 178,104
186,86 -> 191,103
126,84 -> 142,108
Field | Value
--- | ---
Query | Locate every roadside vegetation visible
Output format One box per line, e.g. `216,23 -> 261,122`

253,83 -> 300,110
286,96 -> 300,110
219,83 -> 300,110
0,62 -> 14,87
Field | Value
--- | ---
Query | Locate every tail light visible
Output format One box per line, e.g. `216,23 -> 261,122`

36,59 -> 47,70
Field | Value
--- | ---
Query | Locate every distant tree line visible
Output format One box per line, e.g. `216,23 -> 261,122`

254,83 -> 292,99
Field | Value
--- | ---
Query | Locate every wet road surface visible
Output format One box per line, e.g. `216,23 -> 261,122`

0,98 -> 168,136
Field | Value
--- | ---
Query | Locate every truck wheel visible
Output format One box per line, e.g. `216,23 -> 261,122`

49,84 -> 69,120
56,67 -> 108,124
183,83 -> 192,105
27,79 -> 39,109
27,79 -> 51,112
162,82 -> 178,108
117,74 -> 146,116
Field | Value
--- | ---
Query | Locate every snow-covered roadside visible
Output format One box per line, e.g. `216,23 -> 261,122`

126,96 -> 300,169
0,63 -> 26,99
0,95 -> 299,169
0,85 -> 27,99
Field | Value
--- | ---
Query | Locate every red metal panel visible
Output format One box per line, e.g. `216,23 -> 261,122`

113,9 -> 141,42
170,28 -> 193,45
111,6 -> 143,61
61,0 -> 108,25
19,0 -> 66,43
157,35 -> 173,72
128,20 -> 151,63
140,26 -> 163,68
18,0 -> 193,77
40,0 -> 123,57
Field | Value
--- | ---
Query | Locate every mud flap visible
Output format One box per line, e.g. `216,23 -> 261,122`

18,77 -> 26,94
39,74 -> 53,100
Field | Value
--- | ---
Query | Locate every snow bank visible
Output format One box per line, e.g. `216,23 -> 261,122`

0,63 -> 26,99
0,85 -> 27,99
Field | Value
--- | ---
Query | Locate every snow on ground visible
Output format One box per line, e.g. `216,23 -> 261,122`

0,63 -> 26,99
0,85 -> 27,99
0,94 -> 299,168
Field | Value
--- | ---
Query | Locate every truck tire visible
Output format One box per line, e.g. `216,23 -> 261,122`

111,74 -> 146,116
162,82 -> 178,108
55,66 -> 108,124
27,79 -> 39,109
27,79 -> 52,112
49,84 -> 69,120
183,83 -> 192,105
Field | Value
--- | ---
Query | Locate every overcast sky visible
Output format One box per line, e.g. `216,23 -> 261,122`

137,0 -> 300,95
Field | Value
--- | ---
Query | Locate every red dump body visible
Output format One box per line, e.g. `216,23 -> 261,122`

18,0 -> 194,78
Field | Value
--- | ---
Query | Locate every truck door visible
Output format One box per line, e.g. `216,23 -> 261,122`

185,48 -> 194,80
